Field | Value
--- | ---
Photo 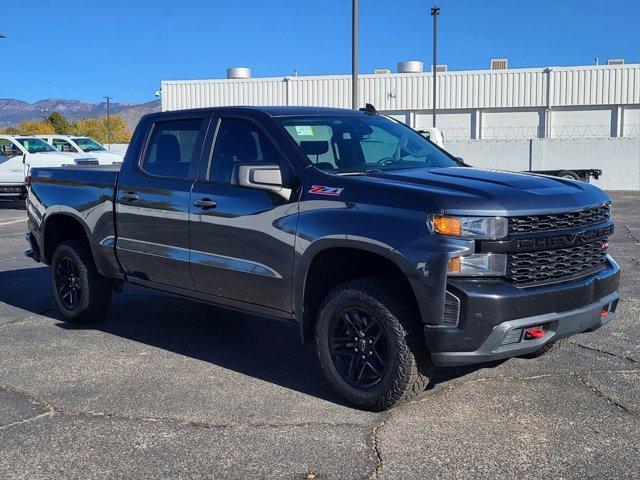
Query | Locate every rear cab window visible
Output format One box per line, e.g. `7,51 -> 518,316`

141,118 -> 206,179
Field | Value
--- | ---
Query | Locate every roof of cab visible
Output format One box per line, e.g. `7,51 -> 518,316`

147,105 -> 368,118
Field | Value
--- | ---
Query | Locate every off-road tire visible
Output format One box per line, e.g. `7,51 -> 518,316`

51,240 -> 112,323
558,170 -> 580,180
315,278 -> 431,411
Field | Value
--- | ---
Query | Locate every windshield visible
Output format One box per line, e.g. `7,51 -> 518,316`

277,114 -> 458,174
16,138 -> 57,154
72,137 -> 106,152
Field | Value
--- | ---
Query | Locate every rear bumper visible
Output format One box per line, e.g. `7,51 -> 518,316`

24,232 -> 41,263
426,256 -> 621,366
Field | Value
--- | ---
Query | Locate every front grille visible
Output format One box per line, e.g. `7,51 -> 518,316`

508,203 -> 610,234
506,239 -> 608,285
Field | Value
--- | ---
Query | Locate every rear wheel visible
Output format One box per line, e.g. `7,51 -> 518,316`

315,278 -> 431,411
51,240 -> 112,323
558,170 -> 580,180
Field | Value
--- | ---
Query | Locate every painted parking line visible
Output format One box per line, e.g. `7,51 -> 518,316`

0,218 -> 27,226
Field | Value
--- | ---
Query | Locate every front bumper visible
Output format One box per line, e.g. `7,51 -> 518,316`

426,257 -> 621,366
0,184 -> 25,196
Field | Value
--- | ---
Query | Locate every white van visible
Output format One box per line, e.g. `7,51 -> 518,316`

38,135 -> 123,165
0,135 -> 97,198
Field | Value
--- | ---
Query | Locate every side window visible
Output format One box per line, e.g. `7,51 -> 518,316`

209,118 -> 281,183
141,118 -> 204,179
52,139 -> 77,153
0,138 -> 13,156
283,124 -> 338,170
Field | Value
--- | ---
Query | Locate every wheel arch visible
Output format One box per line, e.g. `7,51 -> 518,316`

294,237 -> 423,343
41,211 -> 94,264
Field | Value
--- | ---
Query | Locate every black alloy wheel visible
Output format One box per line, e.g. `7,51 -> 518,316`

55,255 -> 82,310
329,307 -> 390,389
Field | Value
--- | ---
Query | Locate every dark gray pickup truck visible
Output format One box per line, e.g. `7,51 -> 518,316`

25,106 -> 620,410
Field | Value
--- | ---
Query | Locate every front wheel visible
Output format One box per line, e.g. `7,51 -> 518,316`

315,278 -> 431,411
51,240 -> 112,323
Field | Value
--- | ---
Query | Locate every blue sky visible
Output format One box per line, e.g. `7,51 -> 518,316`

2,0 -> 639,104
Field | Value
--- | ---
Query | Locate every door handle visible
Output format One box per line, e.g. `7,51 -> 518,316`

121,192 -> 139,201
193,198 -> 217,209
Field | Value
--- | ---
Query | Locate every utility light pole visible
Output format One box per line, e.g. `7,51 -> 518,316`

103,96 -> 112,149
431,5 -> 440,128
352,0 -> 359,109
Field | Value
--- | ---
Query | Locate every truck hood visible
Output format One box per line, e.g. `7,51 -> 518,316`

89,150 -> 124,165
27,152 -> 98,166
359,167 -> 610,215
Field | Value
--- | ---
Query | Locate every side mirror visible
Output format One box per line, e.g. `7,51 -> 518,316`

236,164 -> 291,200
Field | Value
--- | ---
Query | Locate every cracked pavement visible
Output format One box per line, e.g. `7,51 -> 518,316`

1,191 -> 639,479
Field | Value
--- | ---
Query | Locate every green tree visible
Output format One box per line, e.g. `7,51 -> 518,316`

71,115 -> 131,144
18,120 -> 55,135
44,112 -> 71,134
0,126 -> 19,134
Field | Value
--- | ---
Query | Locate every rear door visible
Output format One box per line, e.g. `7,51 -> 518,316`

188,116 -> 298,312
115,115 -> 210,288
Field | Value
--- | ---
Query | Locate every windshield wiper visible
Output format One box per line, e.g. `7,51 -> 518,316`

338,168 -> 384,176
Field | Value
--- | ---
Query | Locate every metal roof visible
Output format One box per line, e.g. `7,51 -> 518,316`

162,64 -> 640,112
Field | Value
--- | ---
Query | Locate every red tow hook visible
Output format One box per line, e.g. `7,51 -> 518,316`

600,308 -> 609,319
524,326 -> 546,340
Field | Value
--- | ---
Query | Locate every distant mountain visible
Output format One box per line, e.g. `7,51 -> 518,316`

0,98 -> 161,132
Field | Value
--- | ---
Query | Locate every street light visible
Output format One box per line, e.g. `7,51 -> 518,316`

103,96 -> 112,149
352,0 -> 359,109
431,5 -> 440,128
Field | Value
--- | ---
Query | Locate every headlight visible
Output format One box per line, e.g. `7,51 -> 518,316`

431,215 -> 508,239
447,253 -> 506,277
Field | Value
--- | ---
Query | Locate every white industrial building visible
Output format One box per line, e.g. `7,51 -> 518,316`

161,62 -> 640,190
162,62 -> 640,140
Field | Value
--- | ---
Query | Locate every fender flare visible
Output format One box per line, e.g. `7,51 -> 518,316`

293,235 -> 422,342
40,208 -> 96,264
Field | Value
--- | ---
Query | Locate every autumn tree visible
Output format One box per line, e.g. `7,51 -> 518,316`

18,120 -> 55,135
44,112 -> 71,134
71,116 -> 131,144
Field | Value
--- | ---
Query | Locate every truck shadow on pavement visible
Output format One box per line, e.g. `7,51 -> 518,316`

0,199 -> 25,210
0,266 -> 499,406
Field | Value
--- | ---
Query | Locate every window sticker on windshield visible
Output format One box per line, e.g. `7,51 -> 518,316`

295,125 -> 315,136
309,185 -> 344,196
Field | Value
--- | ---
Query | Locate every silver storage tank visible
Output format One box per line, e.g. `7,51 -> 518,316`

227,67 -> 252,79
397,61 -> 424,73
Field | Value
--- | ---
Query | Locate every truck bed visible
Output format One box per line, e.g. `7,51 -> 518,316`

28,165 -> 121,278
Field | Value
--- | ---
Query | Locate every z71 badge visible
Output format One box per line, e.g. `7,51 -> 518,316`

309,185 -> 344,196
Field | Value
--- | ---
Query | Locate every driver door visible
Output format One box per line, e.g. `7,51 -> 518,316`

189,116 -> 297,312
0,139 -> 26,185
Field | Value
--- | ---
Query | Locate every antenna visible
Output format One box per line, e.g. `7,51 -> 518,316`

359,103 -> 377,115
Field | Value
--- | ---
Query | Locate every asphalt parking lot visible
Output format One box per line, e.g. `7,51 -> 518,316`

0,192 -> 639,480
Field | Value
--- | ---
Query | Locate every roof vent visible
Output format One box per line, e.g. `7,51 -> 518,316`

490,58 -> 509,70
226,67 -> 251,79
398,61 -> 424,73
432,64 -> 448,72
374,68 -> 391,75
607,58 -> 625,65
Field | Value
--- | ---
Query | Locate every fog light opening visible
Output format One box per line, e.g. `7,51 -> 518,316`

523,325 -> 547,340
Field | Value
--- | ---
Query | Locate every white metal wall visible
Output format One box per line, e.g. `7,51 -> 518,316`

163,64 -> 640,112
